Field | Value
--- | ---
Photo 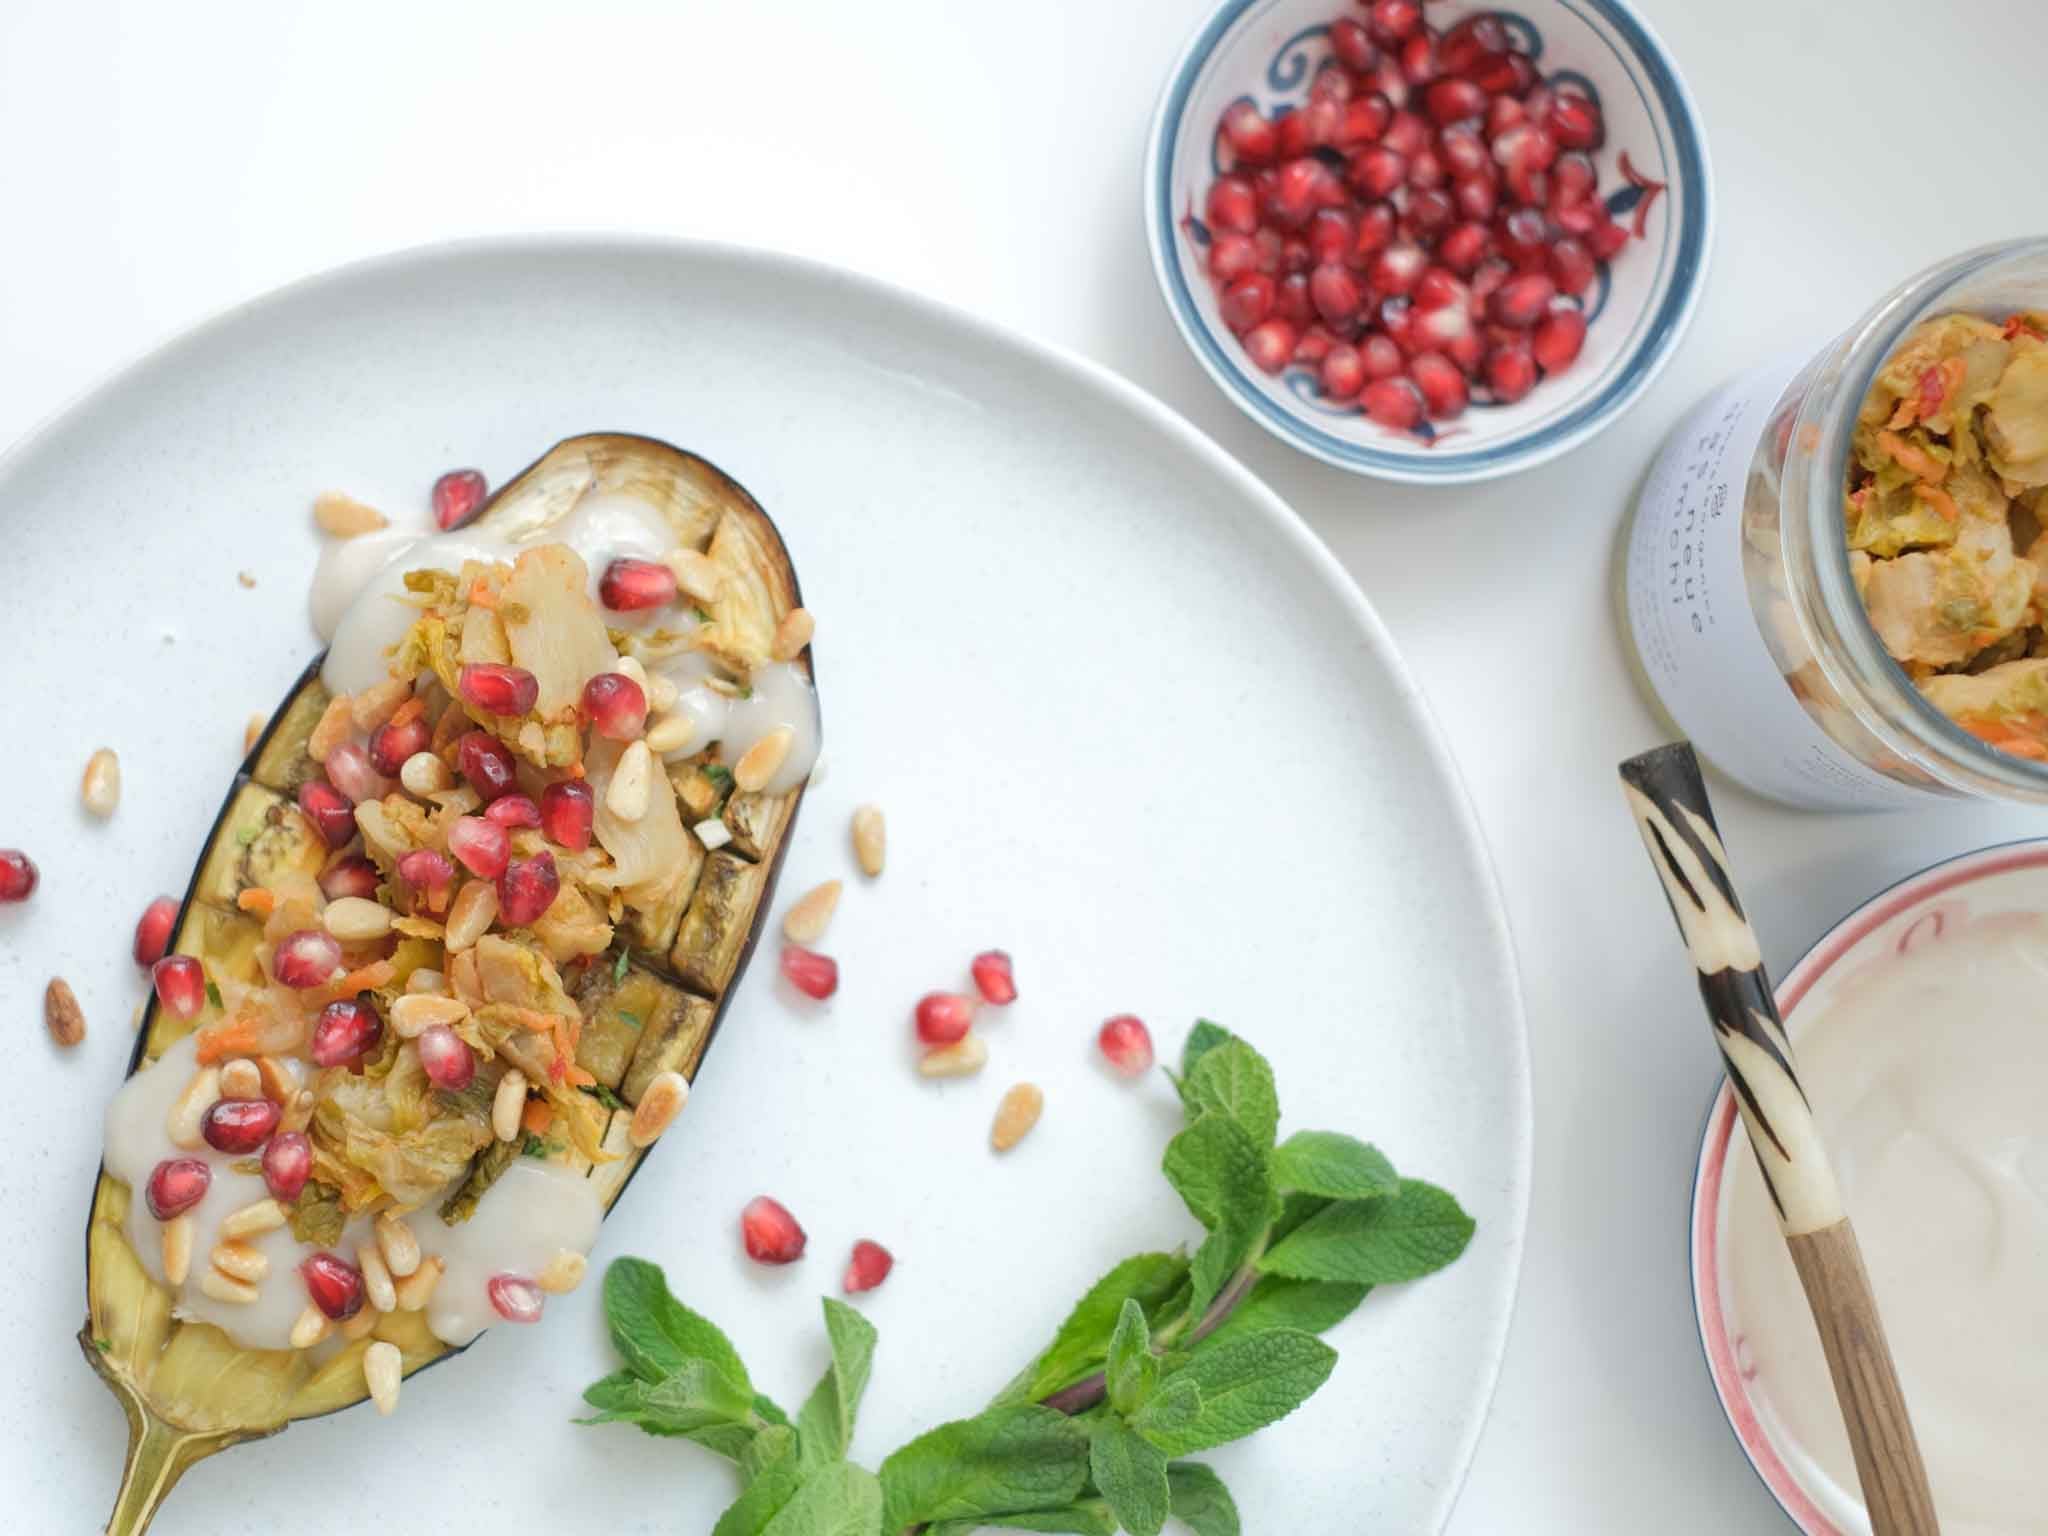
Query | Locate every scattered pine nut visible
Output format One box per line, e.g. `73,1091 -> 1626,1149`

629,1070 -> 690,1147
308,694 -> 355,764
44,977 -> 84,1048
162,1215 -> 194,1286
537,1249 -> 588,1295
394,1256 -> 444,1312
400,750 -> 453,797
211,1240 -> 269,1284
443,880 -> 498,953
693,817 -> 732,851
200,1268 -> 260,1304
80,748 -> 121,818
781,880 -> 842,945
237,570 -> 258,589
492,1068 -> 528,1142
918,1033 -> 989,1079
665,548 -> 722,603
243,713 -> 267,757
166,1067 -> 222,1150
358,1244 -> 398,1314
313,491 -> 389,538
734,727 -> 793,793
390,993 -> 470,1038
772,607 -> 815,662
324,896 -> 393,943
218,1058 -> 263,1101
852,805 -> 886,877
364,1340 -> 402,1415
220,1197 -> 287,1239
290,1303 -> 332,1349
645,712 -> 695,755
340,1305 -> 380,1341
375,1212 -> 421,1279
991,1082 -> 1045,1152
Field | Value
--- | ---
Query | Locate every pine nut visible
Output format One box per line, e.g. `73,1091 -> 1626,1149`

733,727 -> 793,793
308,694 -> 355,764
281,1087 -> 316,1135
492,1068 -> 529,1142
340,1305 -> 380,1341
390,993 -> 469,1039
647,674 -> 679,713
606,740 -> 654,822
375,1212 -> 421,1279
917,1033 -> 989,1079
399,751 -> 453,797
218,1058 -> 263,1101
162,1215 -> 194,1285
628,1070 -> 690,1147
350,678 -> 409,733
772,607 -> 815,662
44,977 -> 85,1048
364,1340 -> 402,1415
443,879 -> 498,953
220,1198 -> 287,1239
237,569 -> 257,588
852,805 -> 886,877
664,548 -> 722,603
166,1067 -> 221,1149
991,1083 -> 1045,1152
80,748 -> 121,818
290,1304 -> 332,1349
357,1244 -> 398,1314
324,896 -> 392,943
243,713 -> 267,757
615,655 -> 650,691
645,712 -> 695,755
211,1240 -> 269,1283
693,818 -> 731,851
781,881 -> 841,945
256,1055 -> 300,1104
394,1256 -> 444,1312
537,1249 -> 588,1295
406,968 -> 447,995
313,490 -> 389,538
200,1267 -> 260,1305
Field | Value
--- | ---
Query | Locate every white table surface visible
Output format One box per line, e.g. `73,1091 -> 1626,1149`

6,1 -> 2045,1529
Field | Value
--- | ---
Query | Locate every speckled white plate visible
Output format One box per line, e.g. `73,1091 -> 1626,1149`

0,236 -> 1528,1534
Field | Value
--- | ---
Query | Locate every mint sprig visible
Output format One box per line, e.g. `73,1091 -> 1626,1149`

579,1022 -> 1474,1533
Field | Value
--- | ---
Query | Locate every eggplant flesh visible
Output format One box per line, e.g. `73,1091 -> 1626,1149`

83,434 -> 812,1533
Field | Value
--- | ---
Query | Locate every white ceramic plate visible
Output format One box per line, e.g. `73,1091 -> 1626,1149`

0,237 -> 1528,1534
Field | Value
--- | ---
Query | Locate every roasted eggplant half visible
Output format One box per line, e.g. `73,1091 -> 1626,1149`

83,435 -> 816,1534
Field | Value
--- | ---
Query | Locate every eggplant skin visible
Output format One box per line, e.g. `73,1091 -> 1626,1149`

83,434 -> 813,1531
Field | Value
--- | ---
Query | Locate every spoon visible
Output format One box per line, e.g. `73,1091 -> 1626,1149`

1619,742 -> 1939,1535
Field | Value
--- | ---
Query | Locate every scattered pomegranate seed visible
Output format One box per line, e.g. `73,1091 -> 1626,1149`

133,896 -> 178,967
740,1196 -> 807,1265
497,851 -> 560,927
1220,101 -> 1278,166
262,1131 -> 312,1202
582,673 -> 648,741
484,794 -> 541,830
302,1252 -> 366,1319
538,780 -> 595,852
1533,307 -> 1589,373
1490,273 -> 1557,328
368,714 -> 431,776
459,663 -> 539,719
202,1097 -> 281,1154
145,1157 -> 211,1220
1547,90 -> 1603,151
431,468 -> 487,533
417,1024 -> 476,1091
152,955 -> 207,1019
914,992 -> 976,1047
1487,341 -> 1540,402
487,1273 -> 545,1323
780,945 -> 839,1000
1409,352 -> 1470,417
598,558 -> 679,612
311,997 -> 384,1068
297,779 -> 357,849
1242,320 -> 1297,374
448,815 -> 511,879
1097,1016 -> 1155,1078
1205,175 -> 1259,235
1219,273 -> 1275,334
842,1240 -> 895,1295
970,950 -> 1018,1006
318,855 -> 381,902
0,849 -> 36,903
396,847 -> 455,899
273,929 -> 343,989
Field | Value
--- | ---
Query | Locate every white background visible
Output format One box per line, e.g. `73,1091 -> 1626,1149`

5,1 -> 2046,1529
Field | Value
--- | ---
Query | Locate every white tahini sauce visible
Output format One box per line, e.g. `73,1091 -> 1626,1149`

1721,913 -> 2048,1534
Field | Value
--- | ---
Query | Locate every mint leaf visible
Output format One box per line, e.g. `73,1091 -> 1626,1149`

1258,1179 -> 1474,1286
1105,1298 -> 1158,1417
796,1298 -> 877,1466
577,1358 -> 758,1457
1140,1329 -> 1336,1457
1179,1021 -> 1235,1086
1091,1422 -> 1171,1536
760,1462 -> 883,1536
602,1258 -> 755,1397
1194,1276 -> 1371,1350
1270,1191 -> 1329,1244
1183,1041 -> 1279,1150
1026,1253 -> 1189,1398
713,1453 -> 809,1536
1162,1113 -> 1275,1316
1270,1131 -> 1397,1200
878,1404 -> 1091,1529
1130,1374 -> 1201,1440
929,1505 -> 1116,1536
741,1423 -> 800,1481
1166,1463 -> 1241,1536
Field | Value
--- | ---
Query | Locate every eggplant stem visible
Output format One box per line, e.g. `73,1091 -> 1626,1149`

83,1328 -> 254,1536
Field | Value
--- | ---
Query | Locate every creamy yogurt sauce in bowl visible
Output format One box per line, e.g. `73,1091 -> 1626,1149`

1695,843 -> 2048,1536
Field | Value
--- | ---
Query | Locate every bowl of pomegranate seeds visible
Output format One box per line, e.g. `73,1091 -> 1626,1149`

1147,0 -> 1711,482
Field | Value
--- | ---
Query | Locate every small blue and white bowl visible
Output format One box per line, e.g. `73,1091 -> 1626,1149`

1145,0 -> 1713,484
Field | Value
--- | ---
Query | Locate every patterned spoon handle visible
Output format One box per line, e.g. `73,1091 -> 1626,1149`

1619,743 -> 1939,1536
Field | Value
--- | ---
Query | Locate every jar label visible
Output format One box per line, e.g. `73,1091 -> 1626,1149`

1625,357 -> 1926,812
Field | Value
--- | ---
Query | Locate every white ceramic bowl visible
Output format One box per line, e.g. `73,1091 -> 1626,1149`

1145,0 -> 1713,483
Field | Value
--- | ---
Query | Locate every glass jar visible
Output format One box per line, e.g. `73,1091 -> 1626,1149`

1623,239 -> 2048,810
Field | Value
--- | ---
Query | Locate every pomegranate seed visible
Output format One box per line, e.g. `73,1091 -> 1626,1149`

1350,201 -> 1397,262
1547,91 -> 1603,151
1309,64 -> 1353,103
262,1131 -> 312,1202
302,1252 -> 366,1320
1505,162 -> 1549,210
1360,333 -> 1405,379
0,849 -> 36,903
598,558 -> 678,612
740,1196 -> 807,1265
1278,235 -> 1312,275
1486,341 -> 1539,402
459,663 -> 539,719
1242,320 -> 1297,374
1367,56 -> 1409,109
133,896 -> 178,967
457,730 -> 518,802
1322,345 -> 1366,401
396,847 -> 455,898
431,469 -> 487,532
1402,188 -> 1455,240
202,1096 -> 281,1154
145,1157 -> 211,1220
488,1273 -> 544,1323
368,713 -> 430,776
1339,93 -> 1394,146
1346,145 -> 1406,200
324,741 -> 385,805
1220,101 -> 1278,166
497,851 -> 560,927
1205,175 -> 1259,235
417,1023 -> 476,1091
1329,15 -> 1378,70
1438,221 -> 1492,275
1414,266 -> 1470,312
1309,263 -> 1363,325
1263,158 -> 1329,230
1587,217 -> 1631,261
842,1239 -> 894,1295
1548,152 -> 1596,211
538,780 -> 595,852
1490,273 -> 1557,328
1381,110 -> 1428,159
1410,352 -> 1470,417
1493,123 -> 1558,177
152,955 -> 206,1019
1471,256 -> 1513,308
1274,109 -> 1311,161
970,950 -> 1017,1006
1548,237 -> 1596,297
1291,324 -> 1335,365
1499,206 -> 1550,269
1399,30 -> 1436,86
1361,376 -> 1427,430
1366,0 -> 1422,46
1097,1015 -> 1155,1077
1533,307 -> 1589,372
1438,125 -> 1490,179
1208,232 -> 1259,283
1219,273 -> 1275,335
914,992 -> 976,1047
1405,146 -> 1446,191
484,793 -> 541,829
297,779 -> 357,849
1379,294 -> 1419,355
1522,83 -> 1556,125
781,945 -> 839,1000
318,854 -> 381,902
448,815 -> 510,879
1552,199 -> 1600,237
1298,97 -> 1345,149
1307,208 -> 1356,267
1485,96 -> 1526,138
274,929 -> 343,989
1439,13 -> 1510,77
1369,242 -> 1426,298
1424,78 -> 1487,125
1452,172 -> 1499,222
311,997 -> 383,1068
1441,319 -> 1487,375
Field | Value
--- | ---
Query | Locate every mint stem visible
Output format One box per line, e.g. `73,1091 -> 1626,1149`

1035,1256 -> 1262,1417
